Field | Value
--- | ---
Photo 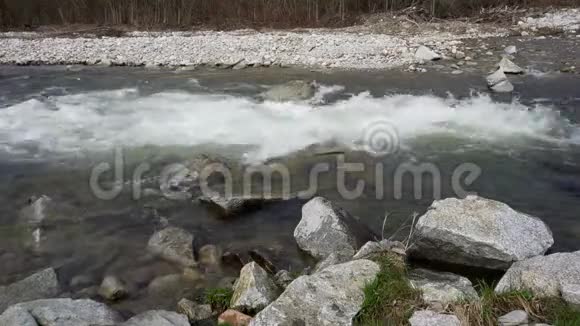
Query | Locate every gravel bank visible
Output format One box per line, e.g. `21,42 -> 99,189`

0,9 -> 577,69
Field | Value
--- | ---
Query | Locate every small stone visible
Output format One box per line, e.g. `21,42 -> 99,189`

415,45 -> 441,61
230,262 -> 280,313
409,310 -> 460,326
147,227 -> 196,267
504,45 -> 517,55
121,310 -> 189,326
451,70 -> 463,75
498,310 -> 528,326
218,309 -> 251,326
498,57 -> 524,74
177,299 -> 213,322
457,61 -> 465,66
98,276 -> 128,301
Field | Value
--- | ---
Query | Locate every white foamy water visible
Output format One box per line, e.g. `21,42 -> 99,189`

0,88 -> 574,161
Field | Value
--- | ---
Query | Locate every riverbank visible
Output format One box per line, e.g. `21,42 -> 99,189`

0,8 -> 578,69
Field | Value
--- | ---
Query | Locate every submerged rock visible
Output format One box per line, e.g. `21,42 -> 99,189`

147,226 -> 196,267
410,195 -> 554,270
294,197 -> 374,261
498,57 -> 524,74
260,80 -> 316,102
486,69 -> 514,93
495,251 -> 580,296
0,268 -> 61,313
498,310 -> 528,326
0,298 -> 123,326
98,276 -> 128,301
409,269 -> 478,305
120,310 -> 189,326
177,299 -> 213,323
199,195 -> 265,218
409,310 -> 461,326
504,45 -> 518,55
198,244 -> 222,272
250,260 -> 380,326
415,45 -> 441,61
230,262 -> 280,313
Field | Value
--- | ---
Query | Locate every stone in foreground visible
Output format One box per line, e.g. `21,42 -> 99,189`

294,197 -> 374,260
0,298 -> 123,326
0,268 -> 60,313
495,251 -> 580,296
120,310 -> 189,326
353,239 -> 406,260
218,309 -> 252,326
409,269 -> 478,305
411,196 -> 553,270
147,226 -> 196,267
177,299 -> 213,322
415,45 -> 441,61
498,310 -> 528,326
230,262 -> 280,313
250,259 -> 380,326
409,310 -> 460,326
260,80 -> 316,102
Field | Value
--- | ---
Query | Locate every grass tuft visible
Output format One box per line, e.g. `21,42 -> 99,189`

204,287 -> 234,312
355,253 -> 423,325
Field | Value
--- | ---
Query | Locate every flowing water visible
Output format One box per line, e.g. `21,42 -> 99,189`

0,65 -> 579,313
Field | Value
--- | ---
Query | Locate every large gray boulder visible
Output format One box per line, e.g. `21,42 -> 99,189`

409,310 -> 461,326
498,57 -> 524,74
230,262 -> 280,313
415,46 -> 441,61
250,259 -> 380,326
147,226 -> 196,267
409,269 -> 478,305
199,195 -> 265,218
260,80 -> 316,102
294,197 -> 373,260
119,310 -> 189,326
411,196 -> 554,270
495,251 -> 580,297
0,268 -> 60,313
0,298 -> 123,326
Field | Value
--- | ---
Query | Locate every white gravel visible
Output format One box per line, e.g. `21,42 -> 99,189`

519,8 -> 580,32
0,9 -> 576,69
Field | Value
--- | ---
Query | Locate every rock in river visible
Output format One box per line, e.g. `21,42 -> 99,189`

0,298 -> 123,326
250,259 -> 380,326
260,80 -> 317,102
147,226 -> 196,267
415,45 -> 441,61
98,275 -> 128,301
0,268 -> 61,313
495,251 -> 580,297
294,197 -> 374,261
409,269 -> 478,305
230,262 -> 280,313
498,57 -> 524,74
410,195 -> 554,270
199,195 -> 265,218
486,69 -> 514,93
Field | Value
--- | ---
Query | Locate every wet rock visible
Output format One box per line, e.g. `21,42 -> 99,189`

504,45 -> 518,55
120,310 -> 189,326
353,239 -> 406,260
0,298 -> 123,326
199,244 -> 222,272
177,299 -> 213,323
0,268 -> 61,312
495,251 -> 580,296
218,309 -> 251,326
69,274 -> 95,289
147,226 -> 196,267
222,251 -> 249,270
230,262 -> 280,313
498,310 -> 528,326
451,70 -> 463,75
454,51 -> 465,60
561,284 -> 580,305
273,270 -> 294,289
498,57 -> 524,74
183,267 -> 205,282
200,195 -> 265,218
147,274 -> 190,298
415,45 -> 441,61
98,275 -> 128,301
410,195 -> 554,270
294,197 -> 374,261
409,269 -> 478,305
249,249 -> 278,275
250,260 -> 380,326
487,69 -> 514,93
409,310 -> 460,326
260,80 -> 316,102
